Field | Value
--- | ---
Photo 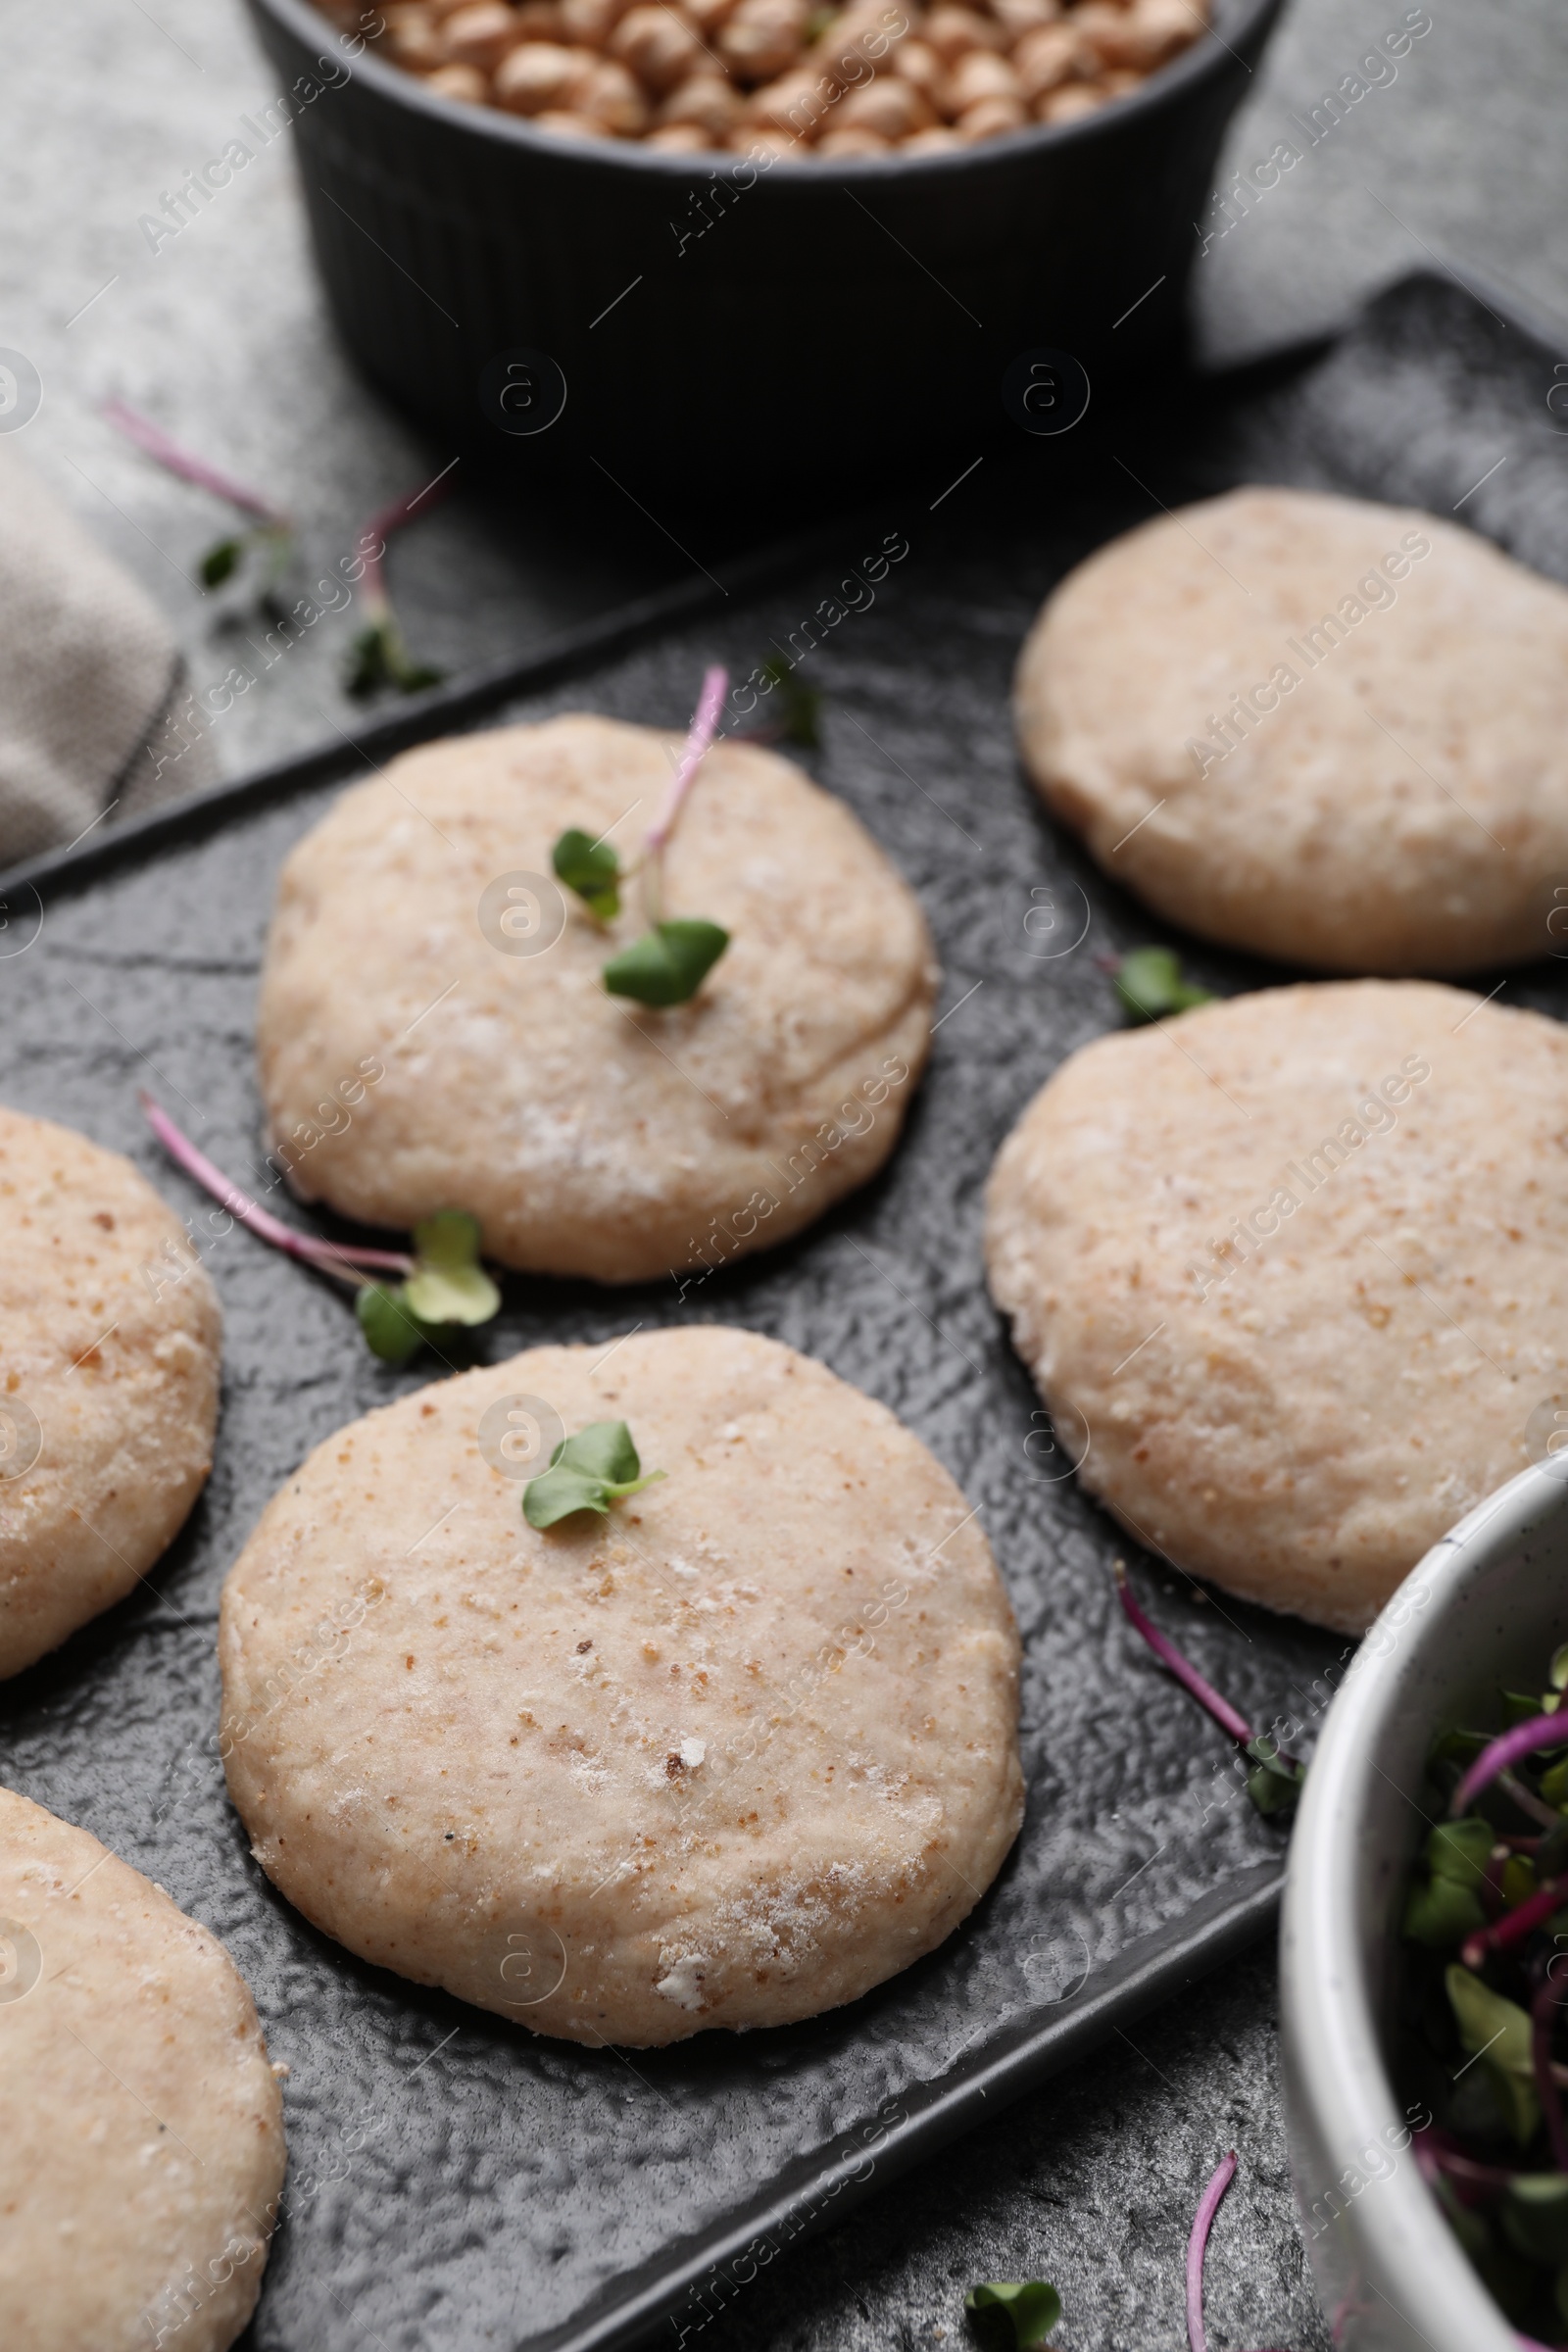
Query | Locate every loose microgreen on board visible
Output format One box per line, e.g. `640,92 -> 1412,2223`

964,2280 -> 1061,2351
1115,947 -> 1214,1024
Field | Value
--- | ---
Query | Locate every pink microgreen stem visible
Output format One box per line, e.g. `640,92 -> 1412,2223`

1460,1876 -> 1568,1973
1413,2125 -> 1516,2202
356,466 -> 458,612
139,1095 -> 413,1284
639,664 -> 728,928
1452,1716 -> 1568,1818
647,665 -> 728,856
1187,2154 -> 1297,2352
1113,1561 -> 1267,1752
103,399 -> 287,526
1533,1978 -> 1568,2174
1187,2151 -> 1237,2352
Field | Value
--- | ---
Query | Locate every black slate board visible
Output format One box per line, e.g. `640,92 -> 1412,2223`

1,271 -> 1561,2352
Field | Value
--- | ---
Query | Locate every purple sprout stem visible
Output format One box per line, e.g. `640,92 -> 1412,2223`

103,399 -> 288,527
1112,1561 -> 1291,1758
1452,1715 -> 1568,1817
1532,1977 -> 1568,2174
641,664 -> 728,927
356,469 -> 458,616
1187,2152 -> 1237,2352
140,1095 -> 413,1285
1187,2154 -> 1297,2352
1460,1875 -> 1568,1973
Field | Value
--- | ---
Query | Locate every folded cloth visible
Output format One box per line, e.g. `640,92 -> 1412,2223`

0,445 -> 215,865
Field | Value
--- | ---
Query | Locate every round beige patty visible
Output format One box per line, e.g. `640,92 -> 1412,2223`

985,980 -> 1568,1634
1014,486 -> 1568,974
220,1326 -> 1022,2047
255,714 -> 937,1283
0,1107 -> 220,1680
0,1786 -> 284,2352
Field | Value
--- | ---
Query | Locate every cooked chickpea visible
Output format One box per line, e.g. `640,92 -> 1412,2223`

352,0 -> 1200,147
956,91 -> 1026,135
923,6 -> 1006,61
728,123 -> 799,155
816,124 -> 892,153
718,0 -> 810,83
423,60 -> 492,96
946,47 -> 1022,106
891,36 -> 944,93
612,5 -> 710,88
660,72 -> 744,132
1012,20 -> 1082,96
837,74 -> 935,135
441,1 -> 519,65
1038,77 -> 1105,120
745,67 -> 827,132
386,3 -> 446,67
494,39 -> 589,107
991,0 -> 1058,33
533,105 -> 614,131
576,57 -> 653,125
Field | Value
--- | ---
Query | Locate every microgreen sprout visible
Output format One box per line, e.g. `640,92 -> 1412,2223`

551,666 -> 732,1008
968,2160 -> 1294,2352
345,473 -> 455,698
1186,2154 -> 1296,2352
1452,1715 -> 1568,1820
522,1422 -> 665,1529
1112,947 -> 1214,1025
103,398 -> 295,602
756,652 -> 822,749
1112,1561 -> 1303,1817
552,829 -> 620,922
963,2279 -> 1060,2351
140,1095 -> 499,1365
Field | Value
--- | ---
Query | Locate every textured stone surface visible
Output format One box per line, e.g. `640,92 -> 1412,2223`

697,1947 -> 1329,2352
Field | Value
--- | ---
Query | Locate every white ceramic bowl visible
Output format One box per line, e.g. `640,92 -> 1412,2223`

1281,1459 -> 1568,2352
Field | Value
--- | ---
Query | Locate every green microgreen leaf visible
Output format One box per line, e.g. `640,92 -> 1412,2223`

1544,1753 -> 1568,1810
522,1421 -> 666,1530
1404,1875 -> 1487,1948
201,535 -> 244,588
403,1210 -> 501,1327
1244,1735 -> 1304,1817
760,652 -> 823,749
1429,1817 -> 1494,1885
602,919 -> 729,1008
1115,947 -> 1213,1025
356,1281 -> 429,1365
1446,1964 -> 1540,2145
553,827 -> 620,921
346,614 -> 443,698
1553,1645 -> 1568,1693
1503,2177 -> 1568,2266
964,2279 -> 1062,2351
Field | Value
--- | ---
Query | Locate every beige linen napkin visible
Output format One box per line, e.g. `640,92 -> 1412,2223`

0,445 -> 214,864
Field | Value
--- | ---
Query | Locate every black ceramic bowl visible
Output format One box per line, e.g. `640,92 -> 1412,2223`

248,0 -> 1282,488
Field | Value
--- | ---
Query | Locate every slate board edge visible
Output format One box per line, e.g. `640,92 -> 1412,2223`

539,1866 -> 1284,2352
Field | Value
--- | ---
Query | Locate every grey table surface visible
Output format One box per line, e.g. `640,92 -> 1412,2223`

4,2 -> 1568,2346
